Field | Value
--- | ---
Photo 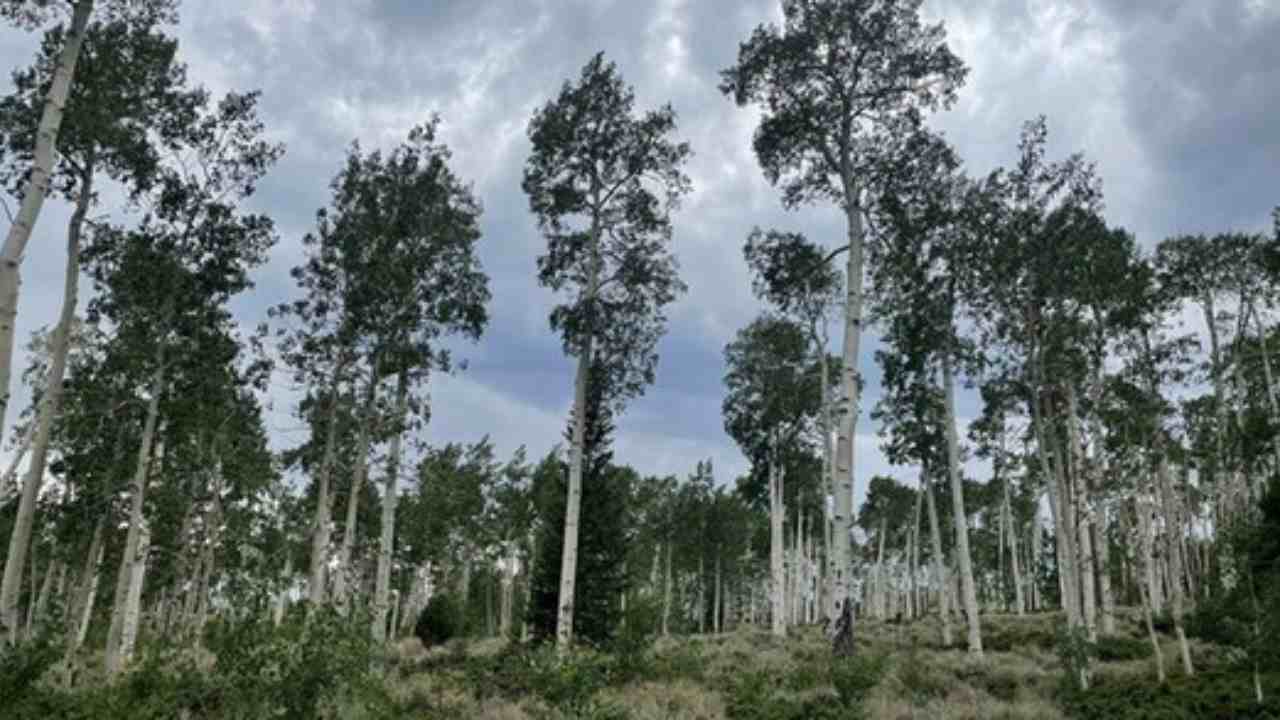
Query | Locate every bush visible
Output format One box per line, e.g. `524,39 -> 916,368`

1060,669 -> 1280,719
1095,635 -> 1154,662
415,594 -> 466,648
831,653 -> 887,713
5,608 -> 389,720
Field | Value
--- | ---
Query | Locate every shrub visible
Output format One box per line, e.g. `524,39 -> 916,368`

1060,669 -> 1280,719
1095,635 -> 1154,662
415,594 -> 466,648
831,653 -> 887,713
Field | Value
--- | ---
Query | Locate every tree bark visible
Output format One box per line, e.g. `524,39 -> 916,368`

942,354 -> 982,656
923,470 -> 952,646
874,516 -> 887,620
1,160 -> 92,645
373,370 -> 408,642
335,366 -> 378,611
0,0 -> 94,442
832,192 -> 865,626
556,339 -> 591,648
910,485 -> 922,619
1003,478 -> 1025,616
105,347 -> 164,677
713,552 -> 722,634
309,363 -> 346,607
661,539 -> 672,636
1157,455 -> 1194,676
66,516 -> 104,656
273,552 -> 292,627
1065,386 -> 1097,641
769,458 -> 786,637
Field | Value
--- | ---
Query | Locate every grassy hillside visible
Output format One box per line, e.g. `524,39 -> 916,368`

8,609 -> 1279,719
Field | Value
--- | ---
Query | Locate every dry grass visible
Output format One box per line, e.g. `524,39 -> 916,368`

381,610 -> 1259,719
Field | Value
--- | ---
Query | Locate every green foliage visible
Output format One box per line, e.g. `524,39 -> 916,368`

528,362 -> 631,647
831,654 -> 889,713
1054,623 -> 1097,691
523,51 -> 691,404
7,609 -> 389,720
459,644 -> 626,718
0,629 -> 62,706
415,594 -> 466,648
1094,634 -> 1155,662
1059,669 -> 1280,719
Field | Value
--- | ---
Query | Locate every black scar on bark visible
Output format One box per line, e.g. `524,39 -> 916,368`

832,601 -> 855,657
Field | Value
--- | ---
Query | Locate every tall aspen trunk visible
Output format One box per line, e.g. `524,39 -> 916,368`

1,161 -> 92,644
1157,455 -> 1194,676
0,0 -> 94,442
923,470 -> 952,646
1003,479 -> 1025,616
1135,500 -> 1166,683
67,516 -> 104,656
874,517 -> 887,619
105,347 -> 164,677
335,368 -> 378,611
832,188 -> 865,624
943,354 -> 982,656
699,555 -> 707,633
193,462 -> 223,639
1033,388 -> 1081,627
1065,387 -> 1097,641
118,524 -> 149,668
273,553 -> 293,627
818,344 -> 835,621
309,365 -> 346,607
910,486 -> 922,619
662,540 -> 672,636
1030,488 -> 1043,611
557,341 -> 592,648
555,206 -> 602,650
713,553 -> 722,634
769,458 -> 786,637
373,370 -> 408,642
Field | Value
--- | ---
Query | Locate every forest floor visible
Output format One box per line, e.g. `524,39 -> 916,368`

384,610 -> 1280,719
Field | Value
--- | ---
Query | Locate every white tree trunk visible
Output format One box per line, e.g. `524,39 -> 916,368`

64,516 -> 105,657
910,486 -> 922,619
818,345 -> 835,622
556,338 -> 592,649
1003,480 -> 1025,616
832,195 -> 865,624
1158,456 -> 1194,676
769,459 -> 786,638
661,540 -> 672,636
309,368 -> 345,607
0,164 -> 91,644
942,355 -> 981,656
118,524 -> 149,670
105,350 -> 163,677
373,371 -> 408,642
874,517 -> 887,619
1065,388 -> 1097,641
273,552 -> 292,627
713,552 -> 722,634
0,0 -> 94,442
335,370 -> 377,611
923,471 -> 952,646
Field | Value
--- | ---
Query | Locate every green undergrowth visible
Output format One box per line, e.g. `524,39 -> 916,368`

6,610 -> 1277,719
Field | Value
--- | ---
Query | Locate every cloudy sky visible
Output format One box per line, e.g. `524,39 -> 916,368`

2,0 -> 1277,507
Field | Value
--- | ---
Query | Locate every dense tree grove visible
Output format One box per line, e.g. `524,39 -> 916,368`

0,0 -> 1278,717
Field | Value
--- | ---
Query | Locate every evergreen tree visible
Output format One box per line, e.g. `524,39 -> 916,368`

527,361 -> 629,646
